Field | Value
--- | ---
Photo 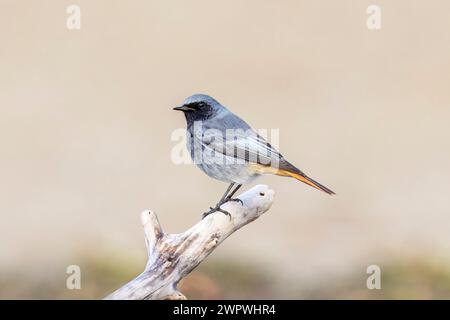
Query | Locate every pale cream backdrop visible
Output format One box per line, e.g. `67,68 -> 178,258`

1,1 -> 449,298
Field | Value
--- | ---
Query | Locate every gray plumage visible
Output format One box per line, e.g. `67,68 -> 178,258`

173,94 -> 334,217
180,94 -> 285,184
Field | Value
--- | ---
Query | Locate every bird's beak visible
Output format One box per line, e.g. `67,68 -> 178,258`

173,105 -> 194,112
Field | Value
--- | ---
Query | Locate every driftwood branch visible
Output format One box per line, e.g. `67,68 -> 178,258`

104,184 -> 274,300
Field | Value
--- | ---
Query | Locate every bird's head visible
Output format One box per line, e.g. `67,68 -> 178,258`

173,94 -> 223,123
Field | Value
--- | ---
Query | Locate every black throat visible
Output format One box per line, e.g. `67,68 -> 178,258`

184,106 -> 216,127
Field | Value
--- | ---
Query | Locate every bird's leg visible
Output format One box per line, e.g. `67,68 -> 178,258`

203,183 -> 236,219
218,183 -> 235,204
225,184 -> 243,205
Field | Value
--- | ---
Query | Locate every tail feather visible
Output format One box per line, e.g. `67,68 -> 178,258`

248,162 -> 335,195
277,169 -> 335,195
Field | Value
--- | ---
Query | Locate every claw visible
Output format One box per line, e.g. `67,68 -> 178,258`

227,198 -> 243,206
216,208 -> 232,220
202,207 -> 216,219
202,196 -> 243,220
202,203 -> 234,220
202,210 -> 212,219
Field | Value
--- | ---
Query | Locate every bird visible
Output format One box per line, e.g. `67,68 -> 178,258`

173,94 -> 335,218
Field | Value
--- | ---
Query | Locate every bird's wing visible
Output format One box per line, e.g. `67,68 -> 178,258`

192,128 -> 282,166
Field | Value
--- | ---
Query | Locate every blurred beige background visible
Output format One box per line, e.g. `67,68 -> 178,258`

1,0 -> 450,299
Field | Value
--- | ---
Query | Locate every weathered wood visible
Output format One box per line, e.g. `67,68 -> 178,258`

104,184 -> 274,300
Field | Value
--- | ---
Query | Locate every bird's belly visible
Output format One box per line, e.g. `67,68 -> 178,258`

187,135 -> 259,184
197,161 -> 259,184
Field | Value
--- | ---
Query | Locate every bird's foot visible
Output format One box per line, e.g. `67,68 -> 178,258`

226,197 -> 243,206
202,206 -> 231,219
202,197 -> 243,219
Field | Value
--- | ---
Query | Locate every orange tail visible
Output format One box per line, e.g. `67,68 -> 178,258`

277,169 -> 335,195
249,163 -> 335,195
